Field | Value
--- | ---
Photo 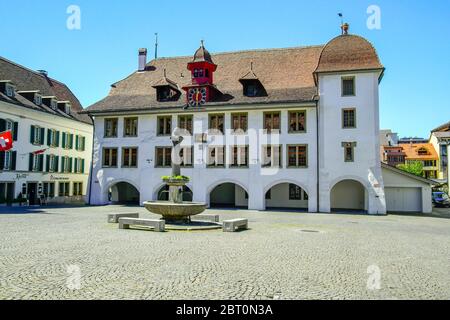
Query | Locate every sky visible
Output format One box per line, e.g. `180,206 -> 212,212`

1,0 -> 449,138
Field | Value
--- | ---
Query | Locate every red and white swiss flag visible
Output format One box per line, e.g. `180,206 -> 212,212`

0,131 -> 13,151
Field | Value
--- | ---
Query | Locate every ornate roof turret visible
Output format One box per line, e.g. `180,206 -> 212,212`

192,40 -> 214,64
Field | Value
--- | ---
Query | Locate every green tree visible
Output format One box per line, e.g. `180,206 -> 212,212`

397,161 -> 424,177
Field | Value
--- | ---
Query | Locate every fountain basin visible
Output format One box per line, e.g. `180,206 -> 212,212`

143,201 -> 207,221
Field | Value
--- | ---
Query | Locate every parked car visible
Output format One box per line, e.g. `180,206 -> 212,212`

432,192 -> 450,208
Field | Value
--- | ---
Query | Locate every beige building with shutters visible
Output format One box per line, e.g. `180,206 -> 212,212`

0,56 -> 92,206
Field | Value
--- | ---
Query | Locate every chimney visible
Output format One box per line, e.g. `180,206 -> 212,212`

138,48 -> 147,71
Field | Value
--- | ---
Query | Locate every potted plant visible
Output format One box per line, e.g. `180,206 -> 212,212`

161,175 -> 190,186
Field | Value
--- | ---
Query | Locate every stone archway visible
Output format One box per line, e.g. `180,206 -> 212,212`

330,179 -> 367,212
208,182 -> 248,209
108,181 -> 140,205
265,182 -> 308,211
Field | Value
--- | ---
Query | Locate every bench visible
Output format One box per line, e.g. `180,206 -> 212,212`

222,218 -> 248,232
118,218 -> 165,232
107,212 -> 139,223
191,214 -> 220,223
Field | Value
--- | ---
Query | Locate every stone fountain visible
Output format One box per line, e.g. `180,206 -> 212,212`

143,130 -> 207,224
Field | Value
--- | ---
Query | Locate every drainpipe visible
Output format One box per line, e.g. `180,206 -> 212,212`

315,99 -> 320,213
87,115 -> 95,205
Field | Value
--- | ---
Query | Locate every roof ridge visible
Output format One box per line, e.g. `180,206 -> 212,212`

0,56 -> 67,87
148,44 -> 325,63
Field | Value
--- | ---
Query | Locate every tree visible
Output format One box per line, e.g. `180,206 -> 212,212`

397,161 -> 424,177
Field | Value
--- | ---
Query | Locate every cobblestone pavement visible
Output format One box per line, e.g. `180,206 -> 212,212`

0,205 -> 449,300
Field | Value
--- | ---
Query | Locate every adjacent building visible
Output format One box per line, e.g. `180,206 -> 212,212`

83,30 -> 433,214
0,57 -> 92,205
429,121 -> 450,181
401,143 -> 439,179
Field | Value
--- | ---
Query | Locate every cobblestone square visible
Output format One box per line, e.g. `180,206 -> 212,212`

0,206 -> 449,300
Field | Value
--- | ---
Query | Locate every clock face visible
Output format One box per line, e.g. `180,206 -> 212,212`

188,87 -> 207,107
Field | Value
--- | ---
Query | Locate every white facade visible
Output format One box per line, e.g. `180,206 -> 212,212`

89,71 -> 389,214
0,100 -> 92,205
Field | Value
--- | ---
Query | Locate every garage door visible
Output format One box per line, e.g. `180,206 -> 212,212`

385,187 -> 422,213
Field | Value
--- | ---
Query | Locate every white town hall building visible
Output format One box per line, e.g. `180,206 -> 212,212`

83,31 -> 433,214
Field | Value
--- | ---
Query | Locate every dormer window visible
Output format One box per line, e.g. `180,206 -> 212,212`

65,103 -> 72,114
5,84 -> 15,98
152,75 -> 180,102
418,148 -> 429,156
34,94 -> 42,106
156,87 -> 173,102
239,64 -> 267,98
51,99 -> 58,110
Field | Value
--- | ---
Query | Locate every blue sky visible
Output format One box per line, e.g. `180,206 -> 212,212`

1,0 -> 449,138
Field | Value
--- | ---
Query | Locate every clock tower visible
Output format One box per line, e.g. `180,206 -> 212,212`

182,41 -> 218,107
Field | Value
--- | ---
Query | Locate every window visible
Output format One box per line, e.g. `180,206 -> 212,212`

207,146 -> 225,167
178,115 -> 193,135
29,153 -> 44,172
264,112 -> 280,132
289,184 -> 302,200
30,125 -> 44,145
61,156 -> 72,173
342,77 -> 355,96
287,145 -> 308,168
245,83 -> 258,97
62,132 -> 74,149
5,84 -> 15,97
74,158 -> 85,173
193,69 -> 204,78
157,116 -> 172,136
1,151 -> 13,171
102,148 -> 118,167
75,135 -> 86,151
231,113 -> 248,133
34,94 -> 42,106
230,146 -> 249,168
179,146 -> 193,167
208,114 -> 224,134
43,182 -> 55,198
122,147 -> 138,168
262,145 -> 282,168
50,99 -> 58,110
342,142 -> 356,162
58,182 -> 70,197
417,148 -> 429,156
155,147 -> 172,167
73,182 -> 83,196
289,111 -> 306,133
124,118 -> 138,137
104,118 -> 118,137
342,109 -> 356,128
46,154 -> 58,172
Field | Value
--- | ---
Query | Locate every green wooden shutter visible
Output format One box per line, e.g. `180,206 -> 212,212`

30,125 -> 35,144
74,158 -> 78,173
13,122 -> 18,141
54,156 -> 59,173
61,157 -> 65,173
56,131 -> 60,147
11,151 -> 17,170
47,129 -> 51,146
29,153 -> 33,171
0,119 -> 5,132
70,134 -> 74,149
39,154 -> 44,171
46,155 -> 50,172
69,157 -> 73,172
40,128 -> 45,145
82,137 -> 86,151
81,159 -> 85,173
75,135 -> 79,150
62,133 -> 66,148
